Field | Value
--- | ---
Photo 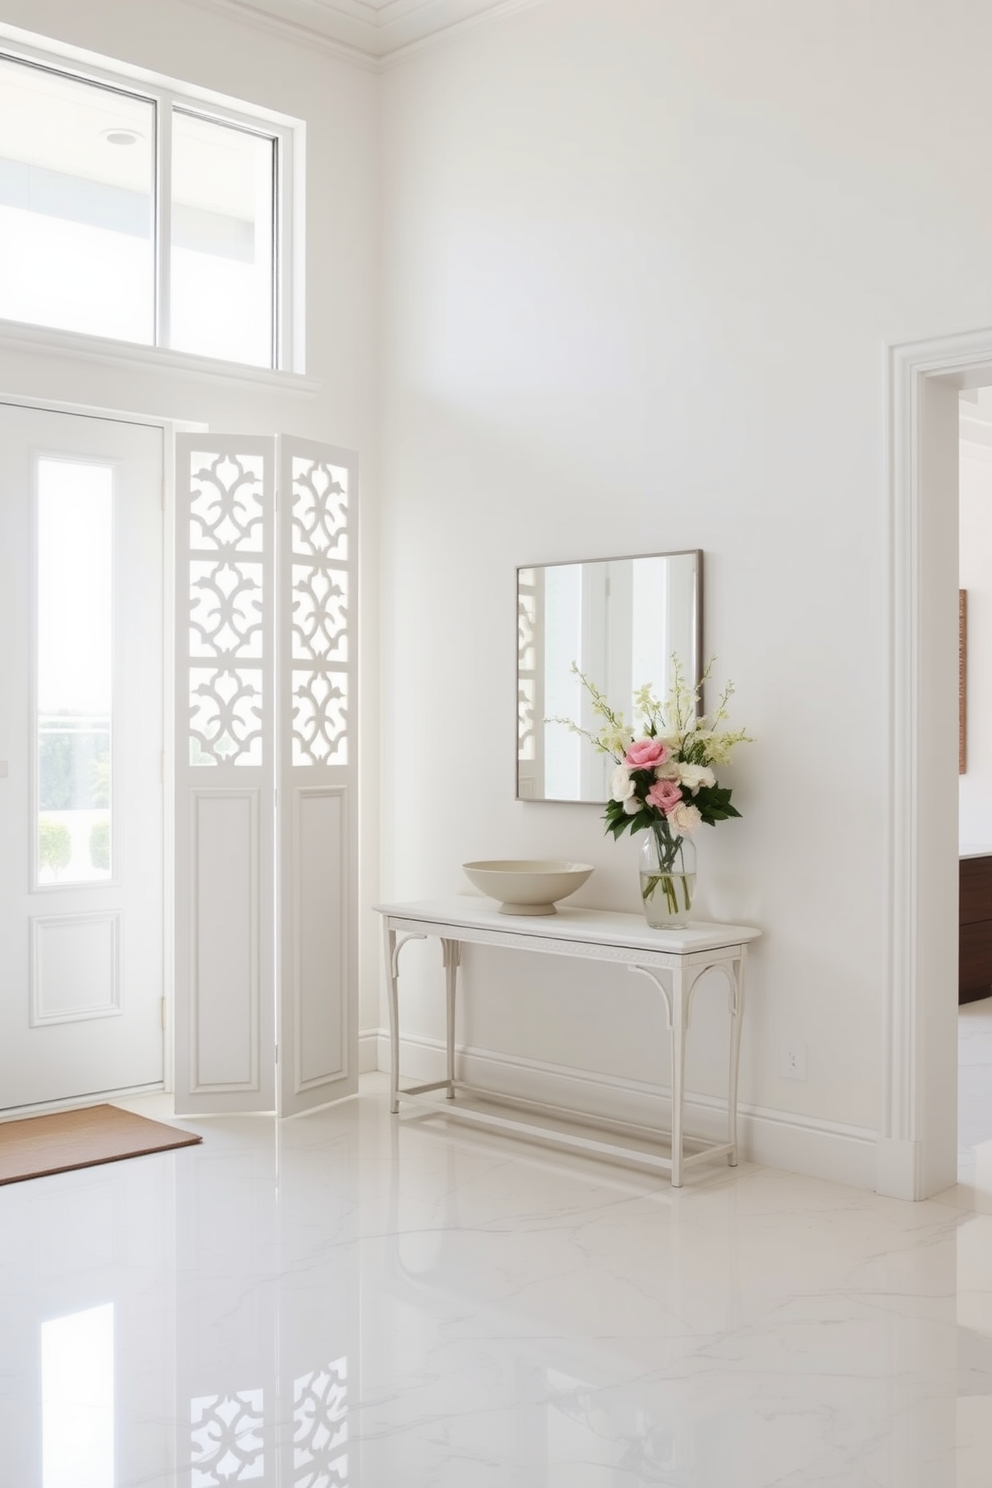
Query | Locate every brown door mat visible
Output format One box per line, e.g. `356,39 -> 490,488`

0,1102 -> 201,1185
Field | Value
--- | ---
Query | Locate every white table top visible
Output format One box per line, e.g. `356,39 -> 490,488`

374,897 -> 761,955
961,845 -> 992,860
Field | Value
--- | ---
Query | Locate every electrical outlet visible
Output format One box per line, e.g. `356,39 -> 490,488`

781,1043 -> 807,1081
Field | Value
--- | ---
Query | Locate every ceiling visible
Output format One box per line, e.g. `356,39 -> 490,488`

189,0 -> 541,63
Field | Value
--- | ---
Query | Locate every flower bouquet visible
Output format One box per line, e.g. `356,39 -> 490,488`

554,659 -> 749,925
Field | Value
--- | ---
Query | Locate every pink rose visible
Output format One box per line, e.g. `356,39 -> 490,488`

647,778 -> 682,812
625,738 -> 670,770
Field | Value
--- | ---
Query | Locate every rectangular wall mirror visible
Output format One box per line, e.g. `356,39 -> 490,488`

517,550 -> 702,803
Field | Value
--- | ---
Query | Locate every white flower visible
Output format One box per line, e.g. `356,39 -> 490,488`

654,758 -> 681,782
669,801 -> 702,835
622,794 -> 642,815
611,765 -> 635,802
678,763 -> 715,794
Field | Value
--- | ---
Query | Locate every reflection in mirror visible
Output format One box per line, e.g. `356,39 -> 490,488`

518,551 -> 702,803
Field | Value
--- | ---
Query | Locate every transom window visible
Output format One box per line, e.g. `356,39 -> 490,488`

0,46 -> 297,370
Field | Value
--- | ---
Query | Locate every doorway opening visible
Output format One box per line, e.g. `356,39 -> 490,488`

958,389 -> 992,1188
883,326 -> 992,1201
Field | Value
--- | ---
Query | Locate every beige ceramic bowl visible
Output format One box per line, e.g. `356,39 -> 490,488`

462,859 -> 594,916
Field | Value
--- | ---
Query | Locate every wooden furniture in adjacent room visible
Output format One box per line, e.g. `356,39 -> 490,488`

960,850 -> 992,1004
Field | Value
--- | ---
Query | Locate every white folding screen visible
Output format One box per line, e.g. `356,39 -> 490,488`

278,440 -> 357,1117
174,434 -> 357,1116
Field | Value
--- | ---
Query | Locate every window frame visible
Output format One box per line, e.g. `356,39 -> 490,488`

0,35 -> 301,374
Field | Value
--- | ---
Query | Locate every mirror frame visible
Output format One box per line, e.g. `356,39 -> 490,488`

516,548 -> 704,804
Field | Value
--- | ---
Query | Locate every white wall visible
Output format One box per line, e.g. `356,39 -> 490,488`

0,0 -> 383,1042
960,392 -> 992,846
377,0 -> 992,1183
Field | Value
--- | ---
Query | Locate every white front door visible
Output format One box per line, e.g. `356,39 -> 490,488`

0,404 -> 164,1110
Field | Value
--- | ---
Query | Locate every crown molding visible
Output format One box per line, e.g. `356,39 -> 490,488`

377,0 -> 546,68
181,0 -> 547,67
177,0 -> 382,68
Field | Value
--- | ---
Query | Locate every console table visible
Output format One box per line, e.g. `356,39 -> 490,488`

375,898 -> 761,1187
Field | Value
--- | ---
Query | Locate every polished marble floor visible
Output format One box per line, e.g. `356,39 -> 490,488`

958,996 -> 992,1176
2,1060 -> 992,1487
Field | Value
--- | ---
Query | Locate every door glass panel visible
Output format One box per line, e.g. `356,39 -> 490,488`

170,111 -> 275,367
36,460 -> 113,885
42,1303 -> 115,1488
0,56 -> 154,343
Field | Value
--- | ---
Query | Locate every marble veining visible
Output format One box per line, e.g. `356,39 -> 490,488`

1,1068 -> 992,1486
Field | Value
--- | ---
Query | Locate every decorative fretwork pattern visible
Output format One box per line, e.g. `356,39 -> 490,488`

294,1359 -> 348,1487
292,671 -> 348,767
517,587 -> 536,673
292,566 -> 348,664
289,457 -> 349,767
186,449 -> 267,767
291,460 -> 347,562
190,666 -> 264,766
518,677 -> 536,761
191,561 -> 264,660
189,453 -> 265,553
517,570 -> 539,765
190,1389 -> 264,1486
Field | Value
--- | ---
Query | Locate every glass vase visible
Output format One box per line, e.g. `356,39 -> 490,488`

639,824 -> 696,929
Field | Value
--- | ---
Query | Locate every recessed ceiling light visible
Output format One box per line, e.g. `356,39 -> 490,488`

100,128 -> 142,147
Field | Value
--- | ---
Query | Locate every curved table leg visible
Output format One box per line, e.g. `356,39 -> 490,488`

670,963 -> 687,1187
727,950 -> 747,1166
629,963 -> 686,1185
383,923 -> 427,1114
441,938 -> 461,1098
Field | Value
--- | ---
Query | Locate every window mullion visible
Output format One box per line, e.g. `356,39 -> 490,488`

156,91 -> 174,351
271,137 -> 280,372
278,124 -> 300,374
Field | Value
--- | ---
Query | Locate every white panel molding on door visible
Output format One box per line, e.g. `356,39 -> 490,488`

190,787 -> 264,1095
278,439 -> 358,1116
30,911 -> 122,1026
174,435 -> 276,1114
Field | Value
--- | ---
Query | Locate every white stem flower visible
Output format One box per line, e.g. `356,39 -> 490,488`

669,801 -> 703,835
611,765 -> 635,802
678,763 -> 715,794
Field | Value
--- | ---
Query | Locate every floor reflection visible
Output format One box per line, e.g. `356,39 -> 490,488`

1,1077 -> 992,1485
42,1303 -> 115,1488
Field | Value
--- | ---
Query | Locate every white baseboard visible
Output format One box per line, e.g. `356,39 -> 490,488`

0,1081 -> 165,1123
358,1028 -> 380,1074
374,1031 -> 878,1190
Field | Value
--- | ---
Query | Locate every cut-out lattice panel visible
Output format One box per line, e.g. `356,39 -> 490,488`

185,452 -> 268,767
286,453 -> 350,767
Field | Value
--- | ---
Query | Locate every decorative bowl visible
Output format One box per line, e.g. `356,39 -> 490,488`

462,859 -> 594,916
